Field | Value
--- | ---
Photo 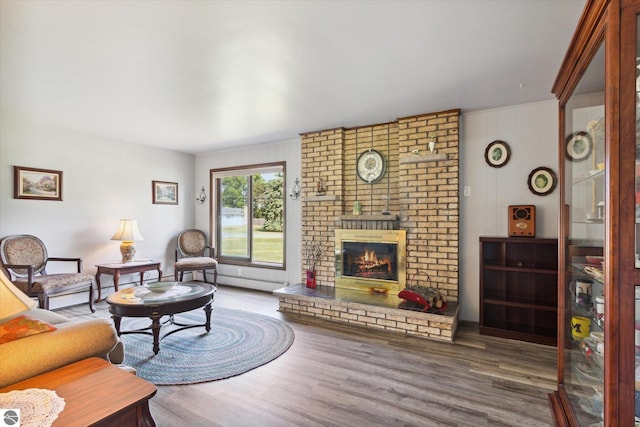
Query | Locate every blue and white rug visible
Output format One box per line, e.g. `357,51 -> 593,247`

120,307 -> 294,385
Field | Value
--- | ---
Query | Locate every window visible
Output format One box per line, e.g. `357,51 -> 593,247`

212,162 -> 285,269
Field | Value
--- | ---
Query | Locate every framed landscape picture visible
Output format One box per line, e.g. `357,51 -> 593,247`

14,166 -> 63,201
152,180 -> 178,205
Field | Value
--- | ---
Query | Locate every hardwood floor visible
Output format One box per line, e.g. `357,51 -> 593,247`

57,285 -> 557,426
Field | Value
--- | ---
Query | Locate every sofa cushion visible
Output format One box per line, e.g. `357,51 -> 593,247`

0,315 -> 57,344
0,318 -> 120,387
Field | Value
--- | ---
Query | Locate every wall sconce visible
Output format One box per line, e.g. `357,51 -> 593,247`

196,186 -> 207,204
289,178 -> 301,200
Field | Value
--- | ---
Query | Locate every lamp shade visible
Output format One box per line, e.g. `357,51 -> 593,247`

0,269 -> 36,321
111,219 -> 144,242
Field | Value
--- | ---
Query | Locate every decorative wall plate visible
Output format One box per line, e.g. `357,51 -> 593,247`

484,140 -> 511,168
356,149 -> 386,183
565,131 -> 593,161
528,166 -> 557,196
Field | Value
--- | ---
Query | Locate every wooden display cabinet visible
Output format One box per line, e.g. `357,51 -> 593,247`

548,0 -> 640,425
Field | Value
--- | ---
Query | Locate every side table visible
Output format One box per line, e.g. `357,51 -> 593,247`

0,357 -> 156,427
95,261 -> 162,302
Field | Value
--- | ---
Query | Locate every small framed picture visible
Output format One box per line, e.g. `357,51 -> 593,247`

13,166 -> 63,201
528,167 -> 557,196
565,131 -> 593,162
484,140 -> 511,168
152,180 -> 178,205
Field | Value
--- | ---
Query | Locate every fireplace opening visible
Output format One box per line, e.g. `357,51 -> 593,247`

335,229 -> 406,293
342,242 -> 398,281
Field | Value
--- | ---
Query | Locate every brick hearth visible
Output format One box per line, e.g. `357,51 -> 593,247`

275,284 -> 458,342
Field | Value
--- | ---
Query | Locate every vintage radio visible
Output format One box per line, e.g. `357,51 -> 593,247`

508,205 -> 536,237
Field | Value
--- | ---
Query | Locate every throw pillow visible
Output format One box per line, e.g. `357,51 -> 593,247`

0,315 -> 57,344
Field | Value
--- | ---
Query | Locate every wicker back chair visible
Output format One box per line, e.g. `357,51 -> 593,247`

174,229 -> 217,286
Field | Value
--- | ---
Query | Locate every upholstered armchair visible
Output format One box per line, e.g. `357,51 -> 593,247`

0,235 -> 96,312
174,229 -> 218,286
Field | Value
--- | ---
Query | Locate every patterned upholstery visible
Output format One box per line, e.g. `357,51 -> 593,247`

12,273 -> 96,292
0,235 -> 96,312
2,236 -> 47,277
174,229 -> 217,285
175,257 -> 218,269
178,231 -> 209,257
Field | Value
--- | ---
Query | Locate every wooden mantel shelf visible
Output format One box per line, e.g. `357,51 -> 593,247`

399,153 -> 449,164
339,214 -> 399,221
305,194 -> 341,202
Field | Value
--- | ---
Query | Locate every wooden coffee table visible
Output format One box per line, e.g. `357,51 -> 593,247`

0,357 -> 156,427
106,282 -> 216,354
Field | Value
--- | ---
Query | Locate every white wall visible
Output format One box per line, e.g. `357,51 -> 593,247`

459,100 -> 559,321
1,100 -> 558,320
0,113 -> 195,308
194,101 -> 559,318
194,139 -> 302,292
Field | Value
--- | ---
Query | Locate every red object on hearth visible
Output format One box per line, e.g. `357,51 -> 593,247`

398,290 -> 431,310
306,270 -> 316,289
398,287 -> 448,313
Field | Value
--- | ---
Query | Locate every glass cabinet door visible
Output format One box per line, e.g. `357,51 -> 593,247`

636,286 -> 640,423
562,42 -> 605,425
635,14 -> 640,269
635,12 -> 640,424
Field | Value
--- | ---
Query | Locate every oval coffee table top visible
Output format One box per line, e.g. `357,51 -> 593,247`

106,282 -> 216,354
106,282 -> 215,309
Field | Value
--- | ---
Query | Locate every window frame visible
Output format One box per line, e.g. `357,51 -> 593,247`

211,161 -> 286,270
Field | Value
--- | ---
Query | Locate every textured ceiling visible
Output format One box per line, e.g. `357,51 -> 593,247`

0,0 -> 586,154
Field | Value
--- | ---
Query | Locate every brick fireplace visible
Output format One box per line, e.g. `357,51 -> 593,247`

275,109 -> 460,341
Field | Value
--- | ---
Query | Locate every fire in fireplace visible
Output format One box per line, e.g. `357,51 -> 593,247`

343,242 -> 396,280
335,229 -> 406,293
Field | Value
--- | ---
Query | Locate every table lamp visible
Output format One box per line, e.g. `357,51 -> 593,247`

111,219 -> 144,263
0,269 -> 36,321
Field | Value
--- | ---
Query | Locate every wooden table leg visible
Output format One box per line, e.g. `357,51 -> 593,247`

114,271 -> 120,292
89,284 -> 95,313
204,303 -> 212,332
137,401 -> 157,427
95,270 -> 103,303
151,314 -> 161,355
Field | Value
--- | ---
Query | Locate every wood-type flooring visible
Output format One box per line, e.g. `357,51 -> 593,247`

57,285 -> 557,427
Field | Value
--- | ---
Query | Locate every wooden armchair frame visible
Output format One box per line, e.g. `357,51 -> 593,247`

0,235 -> 95,312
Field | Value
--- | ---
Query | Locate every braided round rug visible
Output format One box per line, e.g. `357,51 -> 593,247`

120,307 -> 294,385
